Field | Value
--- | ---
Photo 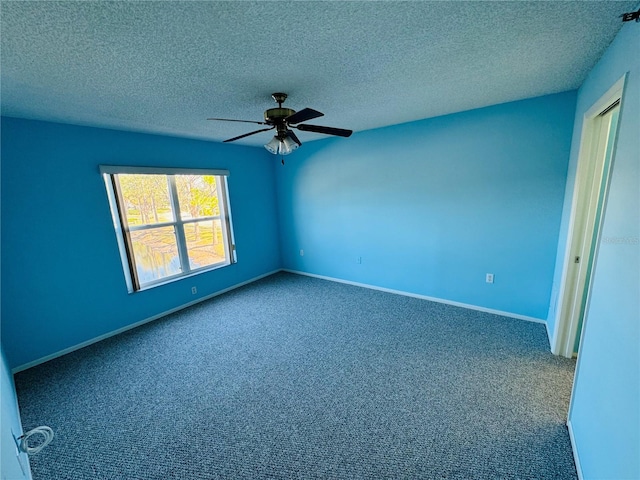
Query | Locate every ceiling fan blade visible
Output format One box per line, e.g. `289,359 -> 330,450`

287,129 -> 302,147
295,123 -> 353,137
223,127 -> 274,143
286,108 -> 324,125
208,117 -> 269,125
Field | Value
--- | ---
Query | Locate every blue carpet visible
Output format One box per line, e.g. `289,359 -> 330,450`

15,272 -> 577,479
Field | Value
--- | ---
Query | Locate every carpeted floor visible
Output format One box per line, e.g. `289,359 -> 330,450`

15,272 -> 577,479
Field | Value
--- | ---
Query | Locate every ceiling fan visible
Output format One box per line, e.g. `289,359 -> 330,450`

208,93 -> 352,157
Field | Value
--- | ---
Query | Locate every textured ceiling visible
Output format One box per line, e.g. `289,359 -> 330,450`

1,1 -> 635,147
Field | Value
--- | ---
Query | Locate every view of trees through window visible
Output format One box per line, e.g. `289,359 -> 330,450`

114,173 -> 230,288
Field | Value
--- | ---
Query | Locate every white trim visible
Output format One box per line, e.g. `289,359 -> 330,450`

551,73 -> 627,357
567,419 -> 584,480
545,321 -> 553,349
99,165 -> 229,176
11,270 -> 280,374
583,75 -> 626,118
284,269 -> 546,324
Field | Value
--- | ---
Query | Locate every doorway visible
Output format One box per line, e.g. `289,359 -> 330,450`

552,75 -> 626,358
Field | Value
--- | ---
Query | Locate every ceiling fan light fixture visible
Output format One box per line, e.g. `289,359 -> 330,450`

264,136 -> 281,154
264,133 -> 299,156
280,134 -> 299,155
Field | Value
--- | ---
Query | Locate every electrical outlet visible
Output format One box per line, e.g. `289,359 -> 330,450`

299,249 -> 304,256
191,286 -> 197,294
486,273 -> 494,284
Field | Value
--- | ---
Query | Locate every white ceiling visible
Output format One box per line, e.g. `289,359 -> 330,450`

1,1 -> 635,147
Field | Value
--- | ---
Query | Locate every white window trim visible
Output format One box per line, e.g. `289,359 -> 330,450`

100,165 -> 236,293
99,165 -> 230,176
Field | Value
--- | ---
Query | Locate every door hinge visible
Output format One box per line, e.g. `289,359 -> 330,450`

574,256 -> 581,264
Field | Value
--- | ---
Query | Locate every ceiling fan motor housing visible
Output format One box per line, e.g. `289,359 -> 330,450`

264,108 -> 296,124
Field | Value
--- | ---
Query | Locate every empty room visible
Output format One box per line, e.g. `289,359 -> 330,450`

1,2 -> 638,479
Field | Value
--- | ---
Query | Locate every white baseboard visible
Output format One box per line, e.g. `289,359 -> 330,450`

13,268 -> 549,373
567,419 -> 583,480
283,269 -> 547,325
12,269 -> 280,374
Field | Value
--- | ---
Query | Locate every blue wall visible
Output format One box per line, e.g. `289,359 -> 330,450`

563,20 -> 639,479
1,346 -> 32,479
277,92 -> 576,320
1,118 -> 281,369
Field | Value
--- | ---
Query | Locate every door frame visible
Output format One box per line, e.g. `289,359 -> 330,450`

551,74 -> 626,358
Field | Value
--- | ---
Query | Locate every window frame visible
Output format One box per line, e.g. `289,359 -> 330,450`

100,165 -> 236,293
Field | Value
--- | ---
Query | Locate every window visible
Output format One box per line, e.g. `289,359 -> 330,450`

101,166 -> 236,292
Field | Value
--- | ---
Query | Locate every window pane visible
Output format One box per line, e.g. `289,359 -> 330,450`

117,174 -> 174,226
175,175 -> 220,220
130,227 -> 181,284
184,220 -> 227,269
